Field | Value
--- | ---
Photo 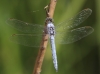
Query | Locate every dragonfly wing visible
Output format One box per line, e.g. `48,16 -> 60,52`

55,26 -> 94,44
56,8 -> 92,32
10,34 -> 43,47
7,18 -> 44,33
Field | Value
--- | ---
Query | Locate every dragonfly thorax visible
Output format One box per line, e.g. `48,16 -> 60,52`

47,22 -> 55,37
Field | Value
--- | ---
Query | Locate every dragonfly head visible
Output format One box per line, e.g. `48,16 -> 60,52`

45,17 -> 53,24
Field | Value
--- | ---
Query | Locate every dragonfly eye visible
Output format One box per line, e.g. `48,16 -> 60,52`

46,17 -> 53,23
49,18 -> 53,22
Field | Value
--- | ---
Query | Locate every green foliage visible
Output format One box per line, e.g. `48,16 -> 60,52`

0,0 -> 99,74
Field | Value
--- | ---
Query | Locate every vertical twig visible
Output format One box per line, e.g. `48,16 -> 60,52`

32,0 -> 57,74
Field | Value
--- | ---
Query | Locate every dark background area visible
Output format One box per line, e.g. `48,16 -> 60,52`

0,0 -> 99,74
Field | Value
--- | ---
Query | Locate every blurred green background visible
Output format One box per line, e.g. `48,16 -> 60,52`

0,0 -> 99,74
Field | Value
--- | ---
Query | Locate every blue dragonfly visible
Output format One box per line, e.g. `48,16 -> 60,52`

7,8 -> 94,71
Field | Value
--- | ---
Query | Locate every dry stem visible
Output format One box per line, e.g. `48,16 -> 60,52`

32,0 -> 57,74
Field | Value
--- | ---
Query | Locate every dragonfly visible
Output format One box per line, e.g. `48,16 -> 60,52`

7,8 -> 94,72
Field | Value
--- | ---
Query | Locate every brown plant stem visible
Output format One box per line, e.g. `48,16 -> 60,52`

32,0 -> 57,74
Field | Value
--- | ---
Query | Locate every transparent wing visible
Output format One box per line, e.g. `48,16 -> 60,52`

56,8 -> 92,32
55,26 -> 94,44
10,34 -> 43,47
7,18 -> 44,33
